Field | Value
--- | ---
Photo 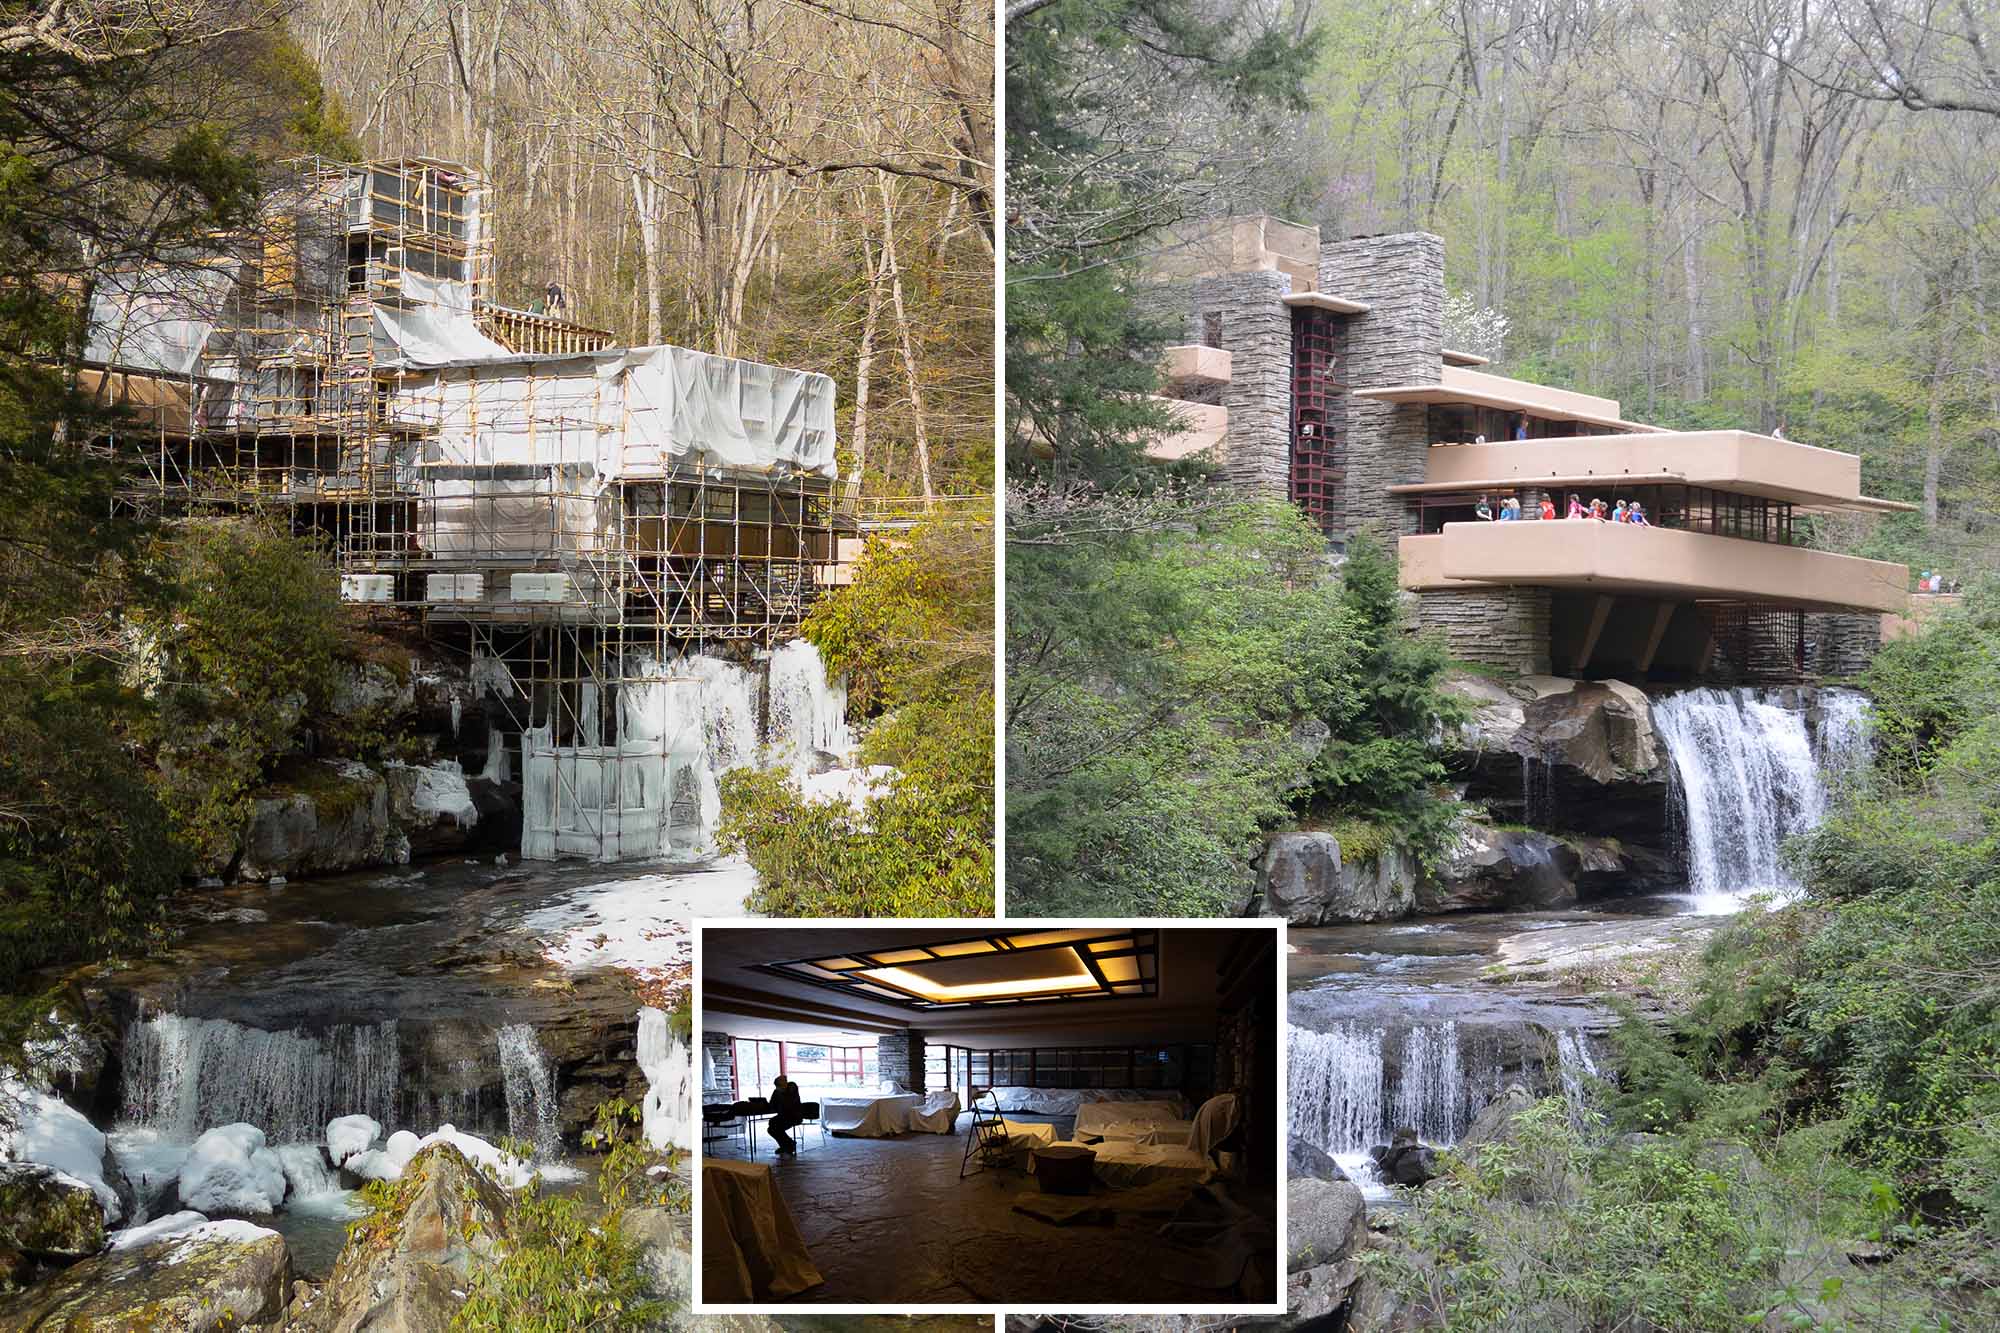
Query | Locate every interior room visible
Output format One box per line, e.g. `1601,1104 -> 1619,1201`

697,924 -> 1280,1309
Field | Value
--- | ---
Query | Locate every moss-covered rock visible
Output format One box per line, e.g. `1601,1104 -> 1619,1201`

0,1162 -> 108,1260
238,759 -> 391,880
296,1142 -> 508,1332
0,1219 -> 288,1330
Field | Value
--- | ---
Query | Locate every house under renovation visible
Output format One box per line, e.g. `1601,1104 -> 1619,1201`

81,156 -> 852,861
1145,217 -> 1912,682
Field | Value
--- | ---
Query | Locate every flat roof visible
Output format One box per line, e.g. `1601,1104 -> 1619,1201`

1280,291 -> 1371,315
1441,348 -> 1491,366
1354,380 -> 1665,433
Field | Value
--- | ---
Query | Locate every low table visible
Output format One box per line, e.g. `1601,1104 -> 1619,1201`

1031,1144 -> 1097,1195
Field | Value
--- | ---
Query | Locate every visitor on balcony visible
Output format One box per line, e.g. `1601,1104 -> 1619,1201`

1539,496 -> 1556,521
1629,503 -> 1651,527
1475,495 -> 1494,521
1612,500 -> 1630,522
1566,493 -> 1586,519
1498,495 -> 1521,521
1589,498 -> 1609,520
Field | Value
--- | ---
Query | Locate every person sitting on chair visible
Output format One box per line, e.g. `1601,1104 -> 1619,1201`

767,1075 -> 804,1155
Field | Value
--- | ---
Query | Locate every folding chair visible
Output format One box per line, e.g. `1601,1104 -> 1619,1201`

959,1087 -> 1015,1179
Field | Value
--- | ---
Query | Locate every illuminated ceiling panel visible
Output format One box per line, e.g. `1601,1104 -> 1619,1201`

755,930 -> 1159,1011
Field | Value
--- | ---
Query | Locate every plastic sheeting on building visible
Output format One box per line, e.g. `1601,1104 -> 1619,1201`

83,262 -> 241,378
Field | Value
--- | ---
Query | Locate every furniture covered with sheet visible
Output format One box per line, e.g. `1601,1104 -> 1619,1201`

700,1158 -> 823,1302
821,1092 -> 922,1137
907,1090 -> 961,1133
1073,1099 -> 1193,1143
1087,1141 -> 1215,1190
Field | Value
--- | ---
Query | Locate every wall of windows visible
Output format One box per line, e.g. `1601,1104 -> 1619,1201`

963,1044 -> 1213,1093
728,1038 -> 879,1096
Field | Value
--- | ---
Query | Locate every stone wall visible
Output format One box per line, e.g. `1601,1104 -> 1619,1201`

1412,586 -> 1552,675
702,1032 -> 734,1097
1808,612 -> 1884,678
1318,234 -> 1446,537
1192,270 -> 1295,500
876,1032 -> 924,1092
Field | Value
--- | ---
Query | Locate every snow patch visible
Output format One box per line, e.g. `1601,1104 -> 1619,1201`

325,1114 -> 381,1168
519,864 -> 754,988
177,1124 -> 287,1216
160,1218 -> 281,1260
799,764 -> 898,809
109,1210 -> 208,1252
1,1071 -> 122,1221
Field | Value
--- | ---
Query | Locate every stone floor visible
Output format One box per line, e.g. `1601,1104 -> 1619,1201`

706,1113 -> 1277,1307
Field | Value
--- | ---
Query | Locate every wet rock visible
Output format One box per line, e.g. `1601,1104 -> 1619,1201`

1257,831 -> 1417,925
0,1163 -> 108,1260
1288,1137 -> 1348,1183
331,658 -> 417,724
1286,1178 -> 1365,1269
239,759 -> 391,880
464,778 -> 522,851
1370,1131 -> 1438,1187
301,1143 -> 508,1331
0,1219 -> 288,1330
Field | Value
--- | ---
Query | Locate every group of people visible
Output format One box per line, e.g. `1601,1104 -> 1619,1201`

1472,492 -> 1651,525
1917,571 -> 1960,594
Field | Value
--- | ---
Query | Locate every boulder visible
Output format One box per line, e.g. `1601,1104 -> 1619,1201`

1370,1129 -> 1439,1187
1285,1257 -> 1362,1325
239,759 -> 391,880
622,1206 -> 785,1332
1286,1177 -> 1366,1270
1288,1137 -> 1348,1183
178,1124 -> 288,1217
1457,1084 -> 1535,1158
0,1218 -> 288,1331
1257,831 -> 1418,925
301,1143 -> 509,1332
1417,825 -> 1580,912
1,1077 -> 123,1223
0,1163 -> 108,1260
384,761 -> 481,857
1446,674 -> 1675,848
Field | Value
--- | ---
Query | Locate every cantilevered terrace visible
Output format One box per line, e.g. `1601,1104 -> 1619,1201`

1142,216 -> 1911,681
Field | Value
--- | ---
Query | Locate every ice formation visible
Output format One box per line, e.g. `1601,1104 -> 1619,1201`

637,1007 -> 694,1152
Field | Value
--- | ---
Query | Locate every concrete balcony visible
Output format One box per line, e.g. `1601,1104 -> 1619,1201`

1400,521 -> 1908,615
1161,344 -> 1231,388
1143,398 -> 1227,463
1405,429 -> 1913,512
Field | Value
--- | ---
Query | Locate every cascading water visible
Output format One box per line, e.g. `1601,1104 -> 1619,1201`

1289,1020 -> 1604,1190
1654,687 -> 1870,911
767,639 -> 853,777
496,1023 -> 563,1162
1555,1029 -> 1606,1131
121,1014 -> 401,1143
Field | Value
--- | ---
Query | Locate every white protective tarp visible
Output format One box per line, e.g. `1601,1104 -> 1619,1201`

907,1091 -> 960,1134
1188,1092 -> 1244,1159
821,1092 -> 921,1138
988,1087 -> 1189,1117
1073,1100 -> 1191,1142
701,1158 -> 823,1302
1087,1142 -> 1214,1190
83,262 -> 239,377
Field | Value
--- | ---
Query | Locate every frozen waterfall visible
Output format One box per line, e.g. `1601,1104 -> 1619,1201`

1654,687 -> 1870,910
637,1006 -> 694,1152
519,639 -> 852,863
121,1014 -> 402,1144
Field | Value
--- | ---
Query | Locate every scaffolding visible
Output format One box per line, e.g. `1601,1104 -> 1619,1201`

82,155 -> 853,862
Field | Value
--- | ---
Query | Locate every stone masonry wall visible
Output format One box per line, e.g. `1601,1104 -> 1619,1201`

1413,586 -> 1552,675
702,1031 -> 735,1096
877,1032 -> 924,1092
1318,234 -> 1446,537
1808,612 -> 1884,678
1193,270 -> 1295,500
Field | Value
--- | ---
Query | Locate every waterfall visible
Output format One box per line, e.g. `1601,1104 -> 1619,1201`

496,1023 -> 562,1162
1654,687 -> 1870,909
1555,1030 -> 1607,1131
121,1014 -> 401,1144
1288,1024 -> 1385,1157
273,1142 -> 345,1201
767,640 -> 852,776
1390,1023 -> 1464,1144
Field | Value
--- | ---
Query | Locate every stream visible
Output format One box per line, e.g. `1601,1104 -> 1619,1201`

89,853 -> 749,1276
1287,684 -> 1870,1204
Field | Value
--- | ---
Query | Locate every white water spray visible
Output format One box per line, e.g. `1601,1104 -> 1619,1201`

120,1014 -> 401,1144
496,1023 -> 563,1163
1654,687 -> 1870,911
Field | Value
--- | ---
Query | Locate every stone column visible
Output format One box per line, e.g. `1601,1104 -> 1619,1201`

876,1032 -> 924,1092
1193,269 -> 1296,501
702,1032 -> 735,1097
1318,233 -> 1446,537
